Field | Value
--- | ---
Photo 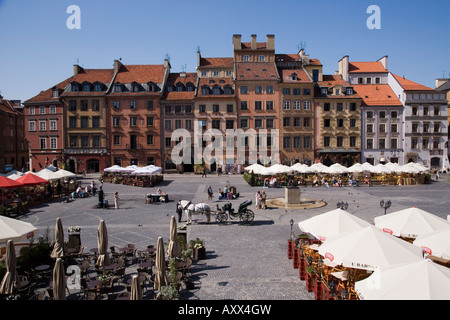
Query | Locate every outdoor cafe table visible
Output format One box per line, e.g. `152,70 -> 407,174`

138,261 -> 152,270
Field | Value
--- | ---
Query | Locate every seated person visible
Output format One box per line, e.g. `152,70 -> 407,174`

156,187 -> 163,195
218,188 -> 224,200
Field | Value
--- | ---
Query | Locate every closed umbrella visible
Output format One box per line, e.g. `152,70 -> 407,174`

52,258 -> 66,300
0,239 -> 20,295
167,216 -> 182,258
50,218 -> 65,258
413,228 -> 450,259
0,215 -> 39,244
374,207 -> 450,239
355,260 -> 450,300
130,275 -> 142,300
96,220 -> 110,274
318,226 -> 423,271
298,208 -> 372,242
154,236 -> 167,290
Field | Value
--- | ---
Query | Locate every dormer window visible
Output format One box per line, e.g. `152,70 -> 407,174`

83,84 -> 91,92
290,73 -> 298,81
321,88 -> 328,95
176,83 -> 184,92
52,89 -> 59,98
133,85 -> 141,92
346,87 -> 354,95
201,86 -> 209,95
71,83 -> 79,92
114,84 -> 122,92
186,83 -> 194,92
94,84 -> 102,92
213,86 -> 221,95
167,84 -> 173,92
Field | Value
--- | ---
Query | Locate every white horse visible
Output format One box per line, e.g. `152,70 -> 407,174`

178,201 -> 211,224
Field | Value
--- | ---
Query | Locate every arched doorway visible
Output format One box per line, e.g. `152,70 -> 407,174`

87,159 -> 100,173
67,159 -> 76,173
430,157 -> 441,170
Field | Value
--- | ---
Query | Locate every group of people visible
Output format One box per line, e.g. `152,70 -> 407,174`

255,190 -> 267,210
72,180 -> 102,199
263,176 -> 277,188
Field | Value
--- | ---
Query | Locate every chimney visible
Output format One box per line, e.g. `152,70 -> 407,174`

73,64 -> 82,75
233,34 -> 242,51
378,55 -> 388,70
339,55 -> 349,82
251,34 -> 257,50
114,59 -> 123,74
266,34 -> 275,50
436,78 -> 449,89
0,94 -> 3,104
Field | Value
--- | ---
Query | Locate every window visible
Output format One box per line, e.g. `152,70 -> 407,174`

423,122 -> 429,133
434,106 -> 440,116
39,138 -> 47,149
69,136 -> 77,147
147,135 -> 154,145
434,123 -> 440,133
114,157 -> 122,166
321,88 -> 328,95
350,119 -> 357,127
213,105 -> 220,113
259,55 -> 265,62
266,86 -> 274,94
113,117 -> 120,127
379,139 -> 386,149
212,120 -> 220,129
366,78 -> 372,84
94,84 -> 102,92
423,106 -> 429,116
39,106 -> 46,114
412,123 -> 419,133
50,137 -> 57,149
283,136 -> 291,148
240,86 -> 248,94
283,117 -> 291,127
255,86 -> 263,94
80,117 -> 88,128
147,101 -> 154,110
185,105 -> 192,113
255,118 -> 263,129
113,135 -> 120,145
69,117 -> 77,128
375,77 -> 381,84
391,138 -> 398,149
226,120 -> 234,129
358,78 -> 364,84
293,101 -> 301,110
293,136 -> 301,149
283,100 -> 290,110
324,103 -> 330,111
293,88 -> 301,95
165,120 -> 171,130
50,120 -> 57,131
29,107 -> 35,115
379,111 -> 386,118
337,137 -> 344,147
114,84 -> 122,92
266,101 -> 274,110
412,107 -> 418,116
324,119 -> 331,127
199,105 -> 206,113
337,119 -> 344,127
303,89 -> 311,95
350,136 -> 357,147
92,117 -> 100,128
224,86 -> 232,95
255,101 -> 262,110
113,101 -> 120,109
350,103 -> 357,111
29,121 -> 36,131
227,104 -> 233,113
346,88 -> 353,95
69,100 -> 77,111
303,101 -> 311,110
39,120 -> 46,131
130,117 -> 137,127
80,100 -> 88,111
243,55 -> 249,62
283,88 -> 290,95
165,106 -> 172,114
336,103 -> 343,111
240,118 -> 248,128
266,118 -> 274,129
366,111 -> 373,118
240,101 -> 248,110
52,90 -> 59,98
81,136 -> 89,148
324,136 -> 331,147
367,124 -> 373,133
92,100 -> 99,111
226,70 -> 232,76
83,84 -> 90,92
422,138 -> 429,149
201,71 -> 207,77
303,117 -> 311,127
379,124 -> 386,133
92,136 -> 100,148
366,139 -> 373,149
213,87 -> 221,95
72,84 -> 79,92
130,101 -> 136,109
147,117 -> 153,127
391,111 -> 398,118
293,117 -> 301,127
185,120 -> 192,130
303,136 -> 311,148
433,139 -> 440,149
391,124 -> 397,133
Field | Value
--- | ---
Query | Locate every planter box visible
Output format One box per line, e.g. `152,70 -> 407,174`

293,248 -> 299,269
299,257 -> 306,280
314,280 -> 322,300
305,272 -> 313,292
287,239 -> 294,259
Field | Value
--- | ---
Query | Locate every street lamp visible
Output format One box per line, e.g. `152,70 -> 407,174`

336,201 -> 349,210
290,218 -> 294,240
380,199 -> 392,215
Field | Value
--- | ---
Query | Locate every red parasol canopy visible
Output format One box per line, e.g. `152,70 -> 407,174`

0,176 -> 24,189
15,173 -> 48,186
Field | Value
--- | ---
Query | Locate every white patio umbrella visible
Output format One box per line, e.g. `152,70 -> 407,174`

53,169 -> 76,179
374,207 -> 450,239
103,165 -> 125,173
355,260 -> 450,300
1,170 -> 24,178
0,215 -> 39,244
131,165 -> 162,175
347,163 -> 363,173
290,163 -> 310,173
298,208 -> 372,242
413,228 -> 450,259
371,164 -> 391,174
265,164 -> 291,175
318,226 -> 423,271
35,168 -> 60,181
309,163 -> 329,173
123,165 -> 140,173
327,163 -> 348,174
244,163 -> 266,175
360,162 -> 374,172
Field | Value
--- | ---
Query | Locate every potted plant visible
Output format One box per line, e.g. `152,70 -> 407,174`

156,285 -> 179,300
67,226 -> 81,235
305,265 -> 315,292
190,238 -> 205,260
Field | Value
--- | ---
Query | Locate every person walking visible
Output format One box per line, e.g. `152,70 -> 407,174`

176,201 -> 183,222
207,185 -> 213,203
202,166 -> 207,178
114,192 -> 120,209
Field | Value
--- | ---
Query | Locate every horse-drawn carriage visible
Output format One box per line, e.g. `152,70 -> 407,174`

215,199 -> 254,224
177,199 -> 254,225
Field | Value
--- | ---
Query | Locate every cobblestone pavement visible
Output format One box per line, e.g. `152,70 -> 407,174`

16,172 -> 450,300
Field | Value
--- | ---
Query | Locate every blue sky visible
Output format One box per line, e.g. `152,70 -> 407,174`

0,0 -> 449,102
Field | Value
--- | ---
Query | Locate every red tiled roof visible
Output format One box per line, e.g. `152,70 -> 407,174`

115,65 -> 166,84
0,100 -> 17,115
235,62 -> 278,81
317,74 -> 350,87
309,59 -> 322,66
241,42 -> 268,50
281,69 -> 312,83
392,74 -> 434,91
71,68 -> 114,84
349,61 -> 388,73
276,54 -> 300,62
164,73 -> 197,100
199,57 -> 233,68
353,85 -> 402,106
25,76 -> 73,103
167,72 -> 197,85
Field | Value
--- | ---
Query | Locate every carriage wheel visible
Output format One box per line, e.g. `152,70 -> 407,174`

216,212 -> 228,224
241,209 -> 254,223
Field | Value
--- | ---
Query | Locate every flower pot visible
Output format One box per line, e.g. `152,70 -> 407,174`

305,272 -> 313,292
194,247 -> 206,260
299,256 -> 306,280
314,280 -> 322,300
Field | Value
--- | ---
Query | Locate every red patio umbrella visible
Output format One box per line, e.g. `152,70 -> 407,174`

15,173 -> 48,186
0,176 -> 24,189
